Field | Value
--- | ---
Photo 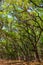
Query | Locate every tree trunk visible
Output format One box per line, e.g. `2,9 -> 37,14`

34,45 -> 41,62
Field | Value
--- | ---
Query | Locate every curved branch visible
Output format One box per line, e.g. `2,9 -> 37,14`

30,0 -> 43,8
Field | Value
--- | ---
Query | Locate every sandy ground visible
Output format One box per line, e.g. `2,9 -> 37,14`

0,59 -> 43,65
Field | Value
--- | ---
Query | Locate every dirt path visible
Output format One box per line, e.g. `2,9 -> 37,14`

0,60 -> 43,65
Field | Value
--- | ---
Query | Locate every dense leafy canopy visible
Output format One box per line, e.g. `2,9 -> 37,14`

0,0 -> 43,61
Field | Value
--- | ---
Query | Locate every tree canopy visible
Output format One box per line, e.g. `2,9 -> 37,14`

0,0 -> 43,62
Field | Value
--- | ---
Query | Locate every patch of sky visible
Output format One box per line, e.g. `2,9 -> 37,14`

7,15 -> 12,18
27,7 -> 33,12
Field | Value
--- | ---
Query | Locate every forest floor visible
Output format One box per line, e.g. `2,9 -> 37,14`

0,59 -> 43,65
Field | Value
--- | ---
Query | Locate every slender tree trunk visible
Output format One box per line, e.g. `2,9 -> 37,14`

34,45 -> 41,62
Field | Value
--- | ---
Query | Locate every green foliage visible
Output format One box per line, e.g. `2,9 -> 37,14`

0,0 -> 43,60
